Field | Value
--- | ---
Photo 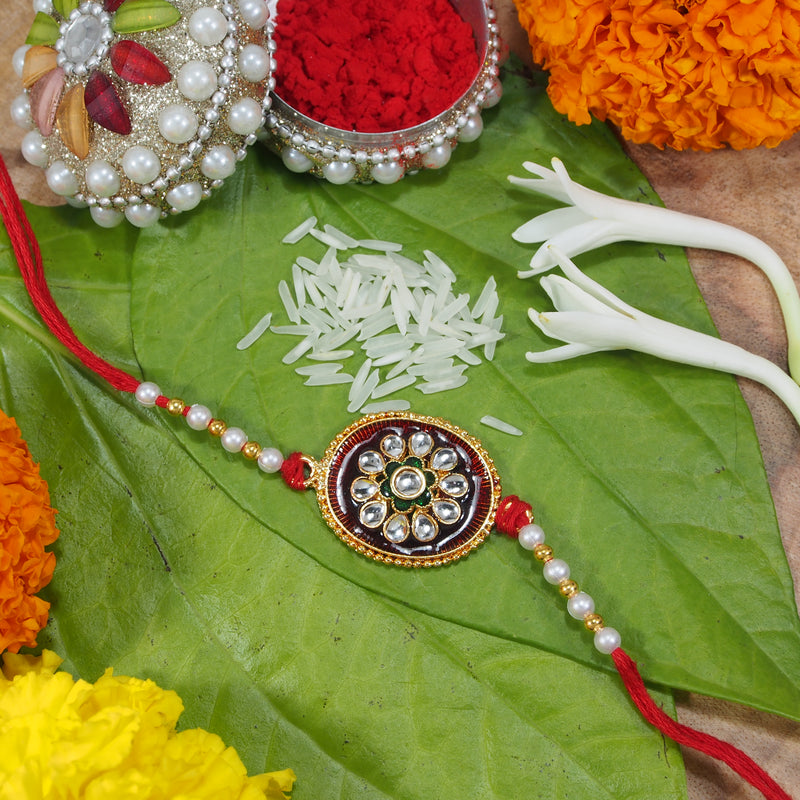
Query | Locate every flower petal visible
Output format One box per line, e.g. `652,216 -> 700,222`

109,40 -> 170,85
56,85 -> 90,159
25,12 -> 60,46
104,0 -> 127,10
508,160 -> 572,203
546,248 -> 642,319
85,71 -> 131,135
21,46 -> 58,89
518,219 -> 627,277
111,0 -> 182,34
54,0 -> 81,15
29,67 -> 65,137
511,206 -> 589,244
525,341 -> 606,362
532,309 -> 637,349
540,274 -> 626,317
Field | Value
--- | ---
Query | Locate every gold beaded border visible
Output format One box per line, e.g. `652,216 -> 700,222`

311,412 -> 502,568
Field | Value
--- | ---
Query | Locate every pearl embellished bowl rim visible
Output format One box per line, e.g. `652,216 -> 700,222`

269,0 -> 491,145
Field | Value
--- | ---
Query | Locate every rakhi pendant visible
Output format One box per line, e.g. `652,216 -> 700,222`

299,412 -> 501,567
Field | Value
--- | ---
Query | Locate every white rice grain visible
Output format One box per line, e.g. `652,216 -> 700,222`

358,238 -> 403,252
236,312 -> 273,350
471,276 -> 497,319
370,373 -> 416,399
324,224 -> 360,248
282,336 -> 316,364
295,363 -> 344,376
480,415 -> 523,436
348,367 -> 380,412
304,373 -> 354,386
270,324 -> 314,336
416,375 -> 468,394
278,280 -> 301,324
309,227 -> 349,249
308,349 -> 355,361
282,215 -> 317,244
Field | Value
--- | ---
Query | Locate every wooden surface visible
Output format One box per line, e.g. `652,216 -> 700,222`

2,4 -> 799,798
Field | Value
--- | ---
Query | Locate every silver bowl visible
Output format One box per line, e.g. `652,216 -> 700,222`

263,0 -> 502,185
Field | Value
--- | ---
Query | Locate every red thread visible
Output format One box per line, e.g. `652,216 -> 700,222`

612,648 -> 792,800
0,155 -> 139,395
495,495 -> 533,537
272,0 -> 479,133
281,452 -> 309,491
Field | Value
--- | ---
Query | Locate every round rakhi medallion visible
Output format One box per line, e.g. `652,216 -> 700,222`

310,413 -> 501,567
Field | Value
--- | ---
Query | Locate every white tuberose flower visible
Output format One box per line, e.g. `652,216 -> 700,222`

509,158 -> 800,381
527,249 -> 800,428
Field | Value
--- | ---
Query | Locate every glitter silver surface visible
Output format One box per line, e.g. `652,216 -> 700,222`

21,0 -> 274,222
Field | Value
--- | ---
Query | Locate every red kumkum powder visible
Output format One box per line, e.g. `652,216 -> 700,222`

273,0 -> 480,133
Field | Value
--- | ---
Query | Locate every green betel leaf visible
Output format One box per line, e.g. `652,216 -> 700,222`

2,63 -> 799,799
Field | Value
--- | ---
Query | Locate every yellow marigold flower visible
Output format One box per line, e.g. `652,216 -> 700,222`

513,0 -> 800,149
0,409 -> 59,654
0,650 -> 296,800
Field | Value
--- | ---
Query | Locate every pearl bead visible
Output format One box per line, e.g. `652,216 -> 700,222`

186,404 -> 213,430
517,523 -> 545,550
65,196 -> 88,208
281,147 -> 312,173
166,182 -> 202,212
20,131 -> 48,168
227,97 -> 262,135
188,7 -> 228,46
12,45 -> 30,77
594,627 -> 622,655
122,146 -> 161,184
458,115 -> 483,143
257,447 -> 283,473
200,145 -> 236,179
135,381 -> 161,406
32,0 -> 54,12
124,203 -> 160,228
90,206 -> 123,228
221,426 -> 247,453
371,161 -> 404,185
421,144 -> 452,170
85,159 -> 120,196
238,0 -> 268,29
322,160 -> 356,185
567,592 -> 595,620
177,60 -> 218,101
542,558 -> 570,584
158,104 -> 198,144
10,93 -> 32,129
238,43 -> 270,82
45,161 -> 79,196
483,80 -> 503,109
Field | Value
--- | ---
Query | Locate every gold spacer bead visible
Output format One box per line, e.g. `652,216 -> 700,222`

533,543 -> 553,562
559,579 -> 579,598
242,441 -> 261,461
166,397 -> 186,416
208,419 -> 227,437
584,613 -> 604,632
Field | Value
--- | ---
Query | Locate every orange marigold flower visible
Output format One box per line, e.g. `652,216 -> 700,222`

0,409 -> 59,654
513,0 -> 800,149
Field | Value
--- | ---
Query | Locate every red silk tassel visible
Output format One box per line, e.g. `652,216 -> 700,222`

0,154 -> 139,394
612,648 -> 791,800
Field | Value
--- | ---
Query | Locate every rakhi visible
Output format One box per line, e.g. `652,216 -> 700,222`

0,155 -> 791,800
